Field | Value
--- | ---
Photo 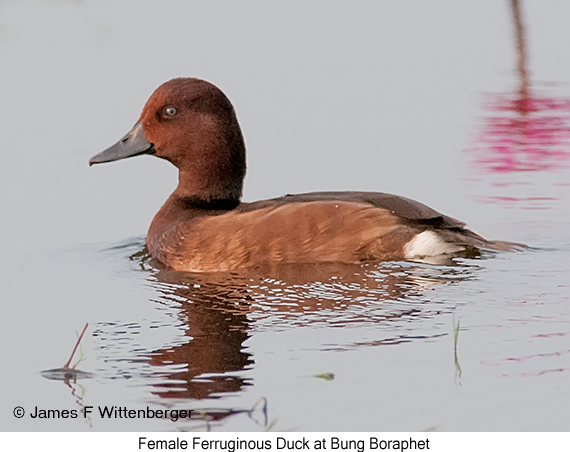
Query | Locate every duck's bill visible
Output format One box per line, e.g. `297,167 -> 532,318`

89,121 -> 155,166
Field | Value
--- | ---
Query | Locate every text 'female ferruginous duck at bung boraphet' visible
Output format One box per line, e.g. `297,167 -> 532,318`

89,78 -> 522,272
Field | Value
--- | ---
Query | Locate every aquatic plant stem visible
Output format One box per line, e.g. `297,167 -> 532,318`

63,323 -> 88,369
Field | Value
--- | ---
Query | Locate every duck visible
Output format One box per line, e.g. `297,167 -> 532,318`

89,78 -> 519,272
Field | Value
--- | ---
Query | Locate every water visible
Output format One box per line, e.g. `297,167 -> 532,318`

0,0 -> 569,432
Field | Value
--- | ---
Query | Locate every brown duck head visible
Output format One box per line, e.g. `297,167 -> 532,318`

89,78 -> 247,204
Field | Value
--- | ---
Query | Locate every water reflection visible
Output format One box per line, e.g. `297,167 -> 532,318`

467,0 -> 570,206
95,245 -> 481,402
40,323 -> 94,427
147,268 -> 254,399
76,238 -> 488,431
472,90 -> 570,174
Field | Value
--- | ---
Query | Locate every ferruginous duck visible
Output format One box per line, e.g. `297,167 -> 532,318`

89,78 -> 520,272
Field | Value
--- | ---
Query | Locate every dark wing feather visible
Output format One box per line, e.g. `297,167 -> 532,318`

240,191 -> 465,229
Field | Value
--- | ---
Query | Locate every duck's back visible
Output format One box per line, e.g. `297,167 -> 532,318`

147,191 -> 505,272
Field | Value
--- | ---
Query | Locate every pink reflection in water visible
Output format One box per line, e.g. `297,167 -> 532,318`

465,1 -> 570,208
471,92 -> 570,173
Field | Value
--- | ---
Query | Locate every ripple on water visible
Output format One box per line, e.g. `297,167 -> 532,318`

87,240 -> 484,400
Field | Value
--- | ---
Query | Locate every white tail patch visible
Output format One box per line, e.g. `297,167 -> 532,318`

404,230 -> 464,259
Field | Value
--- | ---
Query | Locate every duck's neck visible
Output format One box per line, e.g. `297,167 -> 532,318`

170,110 -> 246,210
173,167 -> 242,210
172,191 -> 241,211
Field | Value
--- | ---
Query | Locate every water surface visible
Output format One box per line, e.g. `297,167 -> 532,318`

0,0 -> 569,431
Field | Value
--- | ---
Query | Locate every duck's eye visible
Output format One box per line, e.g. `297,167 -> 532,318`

163,106 -> 177,117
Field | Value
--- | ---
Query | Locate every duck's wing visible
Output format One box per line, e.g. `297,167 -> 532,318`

239,191 -> 523,254
242,191 -> 466,228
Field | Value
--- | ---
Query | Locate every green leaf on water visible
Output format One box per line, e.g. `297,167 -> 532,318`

313,372 -> 334,381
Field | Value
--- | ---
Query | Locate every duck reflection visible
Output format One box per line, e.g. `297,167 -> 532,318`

146,267 -> 254,399
134,249 -> 478,400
